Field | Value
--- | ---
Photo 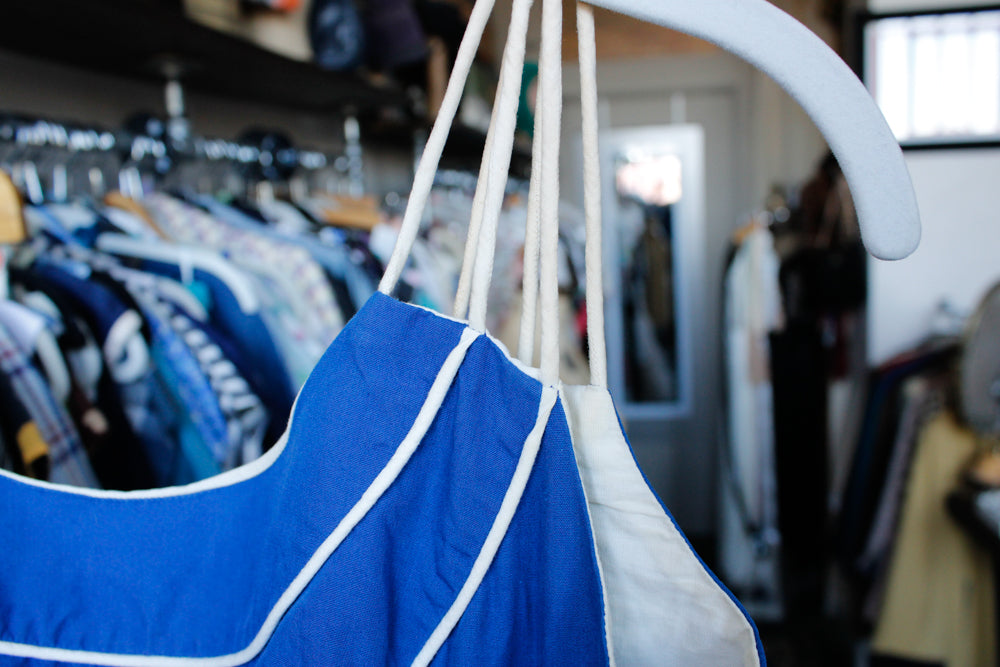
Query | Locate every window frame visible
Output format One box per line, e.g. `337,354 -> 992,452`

857,3 -> 1000,151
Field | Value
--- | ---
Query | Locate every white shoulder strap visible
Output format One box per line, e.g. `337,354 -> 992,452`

583,0 -> 920,260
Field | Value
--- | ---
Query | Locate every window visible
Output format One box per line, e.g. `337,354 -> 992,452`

863,6 -> 1000,148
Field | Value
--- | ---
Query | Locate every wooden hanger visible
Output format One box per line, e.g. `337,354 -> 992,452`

104,191 -> 170,240
583,0 -> 921,261
316,194 -> 382,231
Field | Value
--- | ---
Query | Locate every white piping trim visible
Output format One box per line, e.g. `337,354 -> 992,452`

0,328 -> 481,666
411,384 -> 558,667
0,405 -> 296,499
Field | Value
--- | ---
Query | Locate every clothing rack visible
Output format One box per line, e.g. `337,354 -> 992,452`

0,112 -> 356,211
0,103 -> 559,494
0,114 -> 332,175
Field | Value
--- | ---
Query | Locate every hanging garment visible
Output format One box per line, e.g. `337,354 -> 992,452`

11,274 -> 159,490
836,342 -> 959,578
210,199 -> 378,315
719,224 -> 784,619
769,323 -> 828,619
871,411 -> 996,667
187,194 -> 347,340
145,192 -> 344,349
374,0 -> 764,662
87,256 -> 270,470
20,258 -> 220,486
859,375 -> 948,624
133,257 -> 297,438
0,365 -> 49,480
0,293 -> 615,664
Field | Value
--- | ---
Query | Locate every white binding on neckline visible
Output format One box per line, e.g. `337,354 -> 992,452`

0,299 -> 514,500
412,384 -> 558,666
0,327 -> 487,666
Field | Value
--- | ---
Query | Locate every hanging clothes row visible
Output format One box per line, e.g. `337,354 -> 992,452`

837,279 -> 1000,667
0,188 -> 387,490
836,337 -> 997,667
0,117 -> 592,491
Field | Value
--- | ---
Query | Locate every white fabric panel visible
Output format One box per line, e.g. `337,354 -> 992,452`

563,384 -> 761,666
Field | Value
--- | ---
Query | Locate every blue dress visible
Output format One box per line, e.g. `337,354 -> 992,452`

0,293 -> 610,665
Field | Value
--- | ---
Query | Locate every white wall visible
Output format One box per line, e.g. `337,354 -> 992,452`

866,0 -> 1000,363
560,52 -> 827,536
868,149 -> 1000,362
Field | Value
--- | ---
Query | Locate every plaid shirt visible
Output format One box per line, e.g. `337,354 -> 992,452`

0,319 -> 99,488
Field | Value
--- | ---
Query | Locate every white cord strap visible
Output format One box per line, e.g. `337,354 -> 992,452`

537,0 -> 564,386
467,0 -> 535,330
378,0 -> 498,295
516,81 -> 544,367
451,98 -> 499,320
577,3 -> 607,388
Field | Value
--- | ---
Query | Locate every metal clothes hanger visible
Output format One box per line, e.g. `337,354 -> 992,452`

582,0 -> 921,261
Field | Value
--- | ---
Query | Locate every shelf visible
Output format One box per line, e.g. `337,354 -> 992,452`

0,0 -> 531,175
0,0 -> 408,114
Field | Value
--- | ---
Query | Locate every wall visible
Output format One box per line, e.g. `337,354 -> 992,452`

865,0 -> 1000,363
868,149 -> 1000,362
560,47 -> 827,536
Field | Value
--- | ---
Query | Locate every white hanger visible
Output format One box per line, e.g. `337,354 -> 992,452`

583,0 -> 921,261
380,0 -> 921,302
94,234 -> 260,315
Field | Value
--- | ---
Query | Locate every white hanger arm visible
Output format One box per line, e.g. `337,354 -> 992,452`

94,234 -> 259,315
585,0 -> 921,260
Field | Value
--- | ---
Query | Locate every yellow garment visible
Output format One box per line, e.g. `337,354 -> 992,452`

873,411 -> 996,667
16,421 -> 49,478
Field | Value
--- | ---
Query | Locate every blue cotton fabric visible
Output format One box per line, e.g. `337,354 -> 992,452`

0,293 -> 609,665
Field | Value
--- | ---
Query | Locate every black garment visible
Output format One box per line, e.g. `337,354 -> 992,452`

12,267 -> 157,490
781,243 -> 867,321
770,324 -> 828,618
